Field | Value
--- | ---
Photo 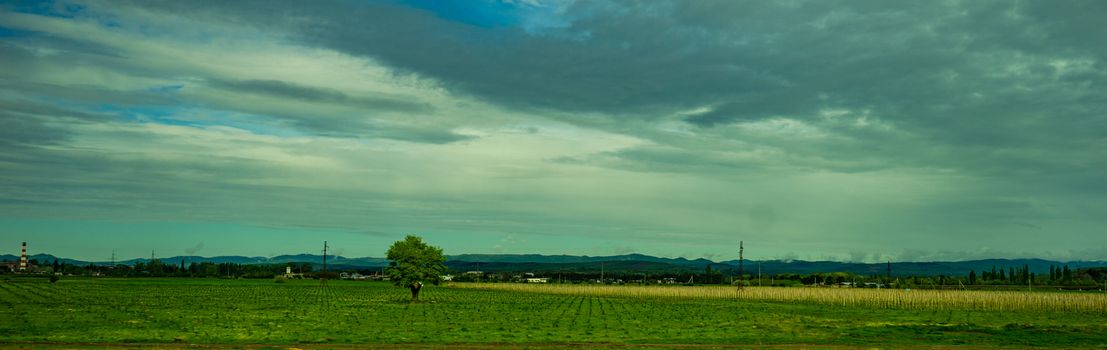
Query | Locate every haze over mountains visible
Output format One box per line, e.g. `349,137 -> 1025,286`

4,253 -> 1103,277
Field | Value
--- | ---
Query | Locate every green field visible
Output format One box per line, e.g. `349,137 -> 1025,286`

1,278 -> 1105,349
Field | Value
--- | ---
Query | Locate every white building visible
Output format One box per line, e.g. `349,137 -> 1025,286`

282,266 -> 304,279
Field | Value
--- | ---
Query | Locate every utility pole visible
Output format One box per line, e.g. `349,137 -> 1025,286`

320,241 -> 329,286
758,261 -> 762,287
739,241 -> 744,279
600,262 -> 605,284
886,260 -> 891,279
737,241 -> 744,290
111,250 -> 116,267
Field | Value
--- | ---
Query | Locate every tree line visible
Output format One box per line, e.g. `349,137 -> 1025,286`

967,264 -> 1096,286
8,258 -> 1105,289
17,258 -> 320,279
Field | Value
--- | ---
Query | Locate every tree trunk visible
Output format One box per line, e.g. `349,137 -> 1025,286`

409,282 -> 422,301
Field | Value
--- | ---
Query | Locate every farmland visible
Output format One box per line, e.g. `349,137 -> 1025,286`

1,278 -> 1106,349
456,282 -> 1107,313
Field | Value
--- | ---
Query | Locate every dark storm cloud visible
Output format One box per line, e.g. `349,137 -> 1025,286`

2,0 -> 1106,260
0,8 -> 468,145
0,99 -> 111,150
1,80 -> 179,107
205,78 -> 433,114
292,0 -> 1106,123
117,1 -> 1107,165
0,98 -> 109,122
554,145 -> 779,175
7,0 -> 1106,190
0,114 -> 70,148
201,78 -> 470,143
110,0 -> 782,116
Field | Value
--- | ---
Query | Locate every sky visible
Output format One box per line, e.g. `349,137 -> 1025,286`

1,0 -> 1105,263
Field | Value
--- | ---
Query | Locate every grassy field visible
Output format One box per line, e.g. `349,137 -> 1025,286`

1,278 -> 1105,349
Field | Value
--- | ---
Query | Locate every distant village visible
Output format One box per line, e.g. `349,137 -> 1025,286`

5,241 -> 1104,291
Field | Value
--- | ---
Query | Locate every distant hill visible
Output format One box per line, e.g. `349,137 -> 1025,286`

713,258 -> 1107,276
0,253 -> 90,267
2,253 -> 1103,276
446,260 -> 702,274
449,253 -> 714,267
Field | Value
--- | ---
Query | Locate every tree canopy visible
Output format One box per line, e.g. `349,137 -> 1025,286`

385,235 -> 447,300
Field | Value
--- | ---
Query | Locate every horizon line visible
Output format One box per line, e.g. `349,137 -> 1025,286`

7,251 -> 1104,265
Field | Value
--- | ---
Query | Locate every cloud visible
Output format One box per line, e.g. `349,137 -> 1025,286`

41,1 -> 1103,176
0,5 -> 473,144
0,0 -> 1105,260
204,78 -> 433,114
0,107 -> 73,148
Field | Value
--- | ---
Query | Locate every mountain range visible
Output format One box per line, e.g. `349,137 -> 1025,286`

3,253 -> 1104,276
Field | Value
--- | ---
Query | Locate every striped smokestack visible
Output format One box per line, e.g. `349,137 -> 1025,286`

19,241 -> 28,271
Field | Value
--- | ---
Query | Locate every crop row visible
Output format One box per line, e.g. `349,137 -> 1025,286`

454,283 -> 1107,313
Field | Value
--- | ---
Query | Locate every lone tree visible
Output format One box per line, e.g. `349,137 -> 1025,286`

385,235 -> 447,301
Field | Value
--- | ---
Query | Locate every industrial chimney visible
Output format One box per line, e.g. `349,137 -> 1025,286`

19,241 -> 28,272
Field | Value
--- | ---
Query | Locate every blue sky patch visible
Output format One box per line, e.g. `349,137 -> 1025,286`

398,0 -> 523,28
0,25 -> 36,38
6,0 -> 86,19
